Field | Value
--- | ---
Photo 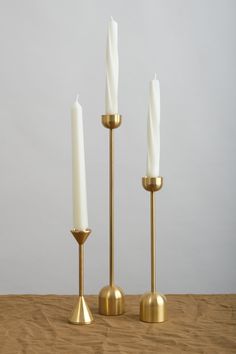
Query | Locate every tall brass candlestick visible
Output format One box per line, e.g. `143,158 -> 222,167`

68,228 -> 93,325
99,114 -> 125,316
140,177 -> 167,323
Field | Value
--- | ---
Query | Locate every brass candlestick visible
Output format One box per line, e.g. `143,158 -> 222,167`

140,177 -> 167,323
68,228 -> 93,325
98,114 -> 125,316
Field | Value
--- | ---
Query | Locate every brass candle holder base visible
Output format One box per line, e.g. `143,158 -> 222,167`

140,176 -> 167,323
69,295 -> 93,325
68,228 -> 93,325
140,292 -> 167,323
99,285 -> 124,316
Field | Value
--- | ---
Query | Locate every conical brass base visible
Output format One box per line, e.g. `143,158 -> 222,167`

140,292 -> 167,323
69,296 -> 93,325
99,285 -> 125,315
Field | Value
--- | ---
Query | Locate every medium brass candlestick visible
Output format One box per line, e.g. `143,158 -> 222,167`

68,228 -> 93,325
140,177 -> 167,323
98,114 -> 125,316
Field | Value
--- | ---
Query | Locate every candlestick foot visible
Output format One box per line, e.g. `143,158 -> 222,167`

140,292 -> 167,323
99,285 -> 125,315
69,296 -> 93,325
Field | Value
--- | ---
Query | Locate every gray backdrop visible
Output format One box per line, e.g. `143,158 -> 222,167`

0,0 -> 235,294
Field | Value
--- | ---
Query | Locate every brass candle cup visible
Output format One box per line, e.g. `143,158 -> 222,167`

101,114 -> 122,129
99,114 -> 125,316
140,176 -> 167,323
68,228 -> 94,325
142,176 -> 163,192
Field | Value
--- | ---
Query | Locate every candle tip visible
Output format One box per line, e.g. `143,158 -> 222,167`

76,94 -> 79,102
110,15 -> 117,24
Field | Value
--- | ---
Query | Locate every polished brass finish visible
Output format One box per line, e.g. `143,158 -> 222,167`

99,114 -> 125,316
140,292 -> 167,323
69,296 -> 93,325
150,191 -> 156,293
109,128 -> 114,286
68,229 -> 93,325
99,285 -> 124,316
142,176 -> 163,192
140,176 -> 167,323
101,114 -> 122,129
71,228 -> 91,245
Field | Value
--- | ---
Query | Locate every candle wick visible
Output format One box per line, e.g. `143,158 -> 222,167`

76,94 -> 79,102
110,15 -> 114,21
154,73 -> 157,80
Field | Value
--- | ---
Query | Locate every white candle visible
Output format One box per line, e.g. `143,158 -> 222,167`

105,16 -> 119,114
71,96 -> 88,230
146,74 -> 161,177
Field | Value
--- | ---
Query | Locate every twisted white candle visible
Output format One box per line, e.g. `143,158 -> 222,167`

105,17 -> 119,114
71,96 -> 88,230
146,75 -> 161,177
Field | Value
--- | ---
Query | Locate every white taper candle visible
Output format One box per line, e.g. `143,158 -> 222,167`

146,75 -> 161,177
105,17 -> 119,114
71,96 -> 88,230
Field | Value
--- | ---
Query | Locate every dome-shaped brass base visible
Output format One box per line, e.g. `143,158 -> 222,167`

140,292 -> 167,323
68,296 -> 93,325
99,285 -> 125,315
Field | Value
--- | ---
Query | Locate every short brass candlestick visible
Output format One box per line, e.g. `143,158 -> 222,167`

99,114 -> 125,316
68,228 -> 93,325
140,177 -> 167,323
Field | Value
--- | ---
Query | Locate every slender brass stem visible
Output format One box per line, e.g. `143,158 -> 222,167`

150,191 -> 156,293
79,244 -> 84,296
109,128 -> 114,286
